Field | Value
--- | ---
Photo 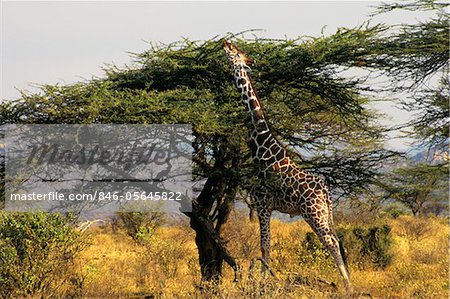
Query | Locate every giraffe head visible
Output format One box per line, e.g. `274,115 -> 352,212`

223,39 -> 254,67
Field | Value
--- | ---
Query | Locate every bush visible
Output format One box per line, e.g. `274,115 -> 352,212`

379,203 -> 411,219
223,212 -> 260,260
352,225 -> 392,269
302,224 -> 393,270
302,231 -> 330,257
395,216 -> 434,241
115,210 -> 166,245
0,212 -> 88,298
300,232 -> 336,273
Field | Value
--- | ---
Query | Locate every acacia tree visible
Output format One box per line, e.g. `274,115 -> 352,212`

1,31 -> 399,280
366,0 -> 449,215
383,162 -> 448,216
1,0 -> 447,282
373,0 -> 449,151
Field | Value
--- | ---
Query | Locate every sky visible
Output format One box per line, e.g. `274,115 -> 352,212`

1,1 -> 434,150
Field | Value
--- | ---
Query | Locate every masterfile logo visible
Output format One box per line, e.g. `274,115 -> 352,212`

3,124 -> 193,215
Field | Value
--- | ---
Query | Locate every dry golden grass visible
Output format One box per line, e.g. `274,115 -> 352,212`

76,214 -> 449,298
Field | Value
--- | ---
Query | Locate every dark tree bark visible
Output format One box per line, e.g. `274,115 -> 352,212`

184,151 -> 240,282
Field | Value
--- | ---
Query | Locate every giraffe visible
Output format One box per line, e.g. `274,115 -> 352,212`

222,39 -> 352,292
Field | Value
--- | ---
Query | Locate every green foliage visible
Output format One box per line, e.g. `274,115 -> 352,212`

383,162 -> 449,216
300,232 -> 334,271
0,33 -> 397,200
359,0 -> 450,217
371,1 -> 449,87
115,210 -> 166,245
303,231 -> 327,256
406,74 -> 449,150
374,0 -> 448,13
0,212 -> 88,298
0,157 -> 4,210
352,225 -> 392,269
380,203 -> 411,219
372,0 -> 449,151
302,225 -> 393,270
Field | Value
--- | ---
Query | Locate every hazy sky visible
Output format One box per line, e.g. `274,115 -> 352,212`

1,1 -> 431,149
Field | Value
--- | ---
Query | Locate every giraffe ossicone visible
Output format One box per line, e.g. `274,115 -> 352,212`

223,39 -> 352,293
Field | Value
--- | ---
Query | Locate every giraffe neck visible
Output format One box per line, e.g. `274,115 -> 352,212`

233,65 -> 269,134
233,65 -> 288,166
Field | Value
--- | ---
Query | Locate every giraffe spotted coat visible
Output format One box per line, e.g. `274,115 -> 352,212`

223,39 -> 351,293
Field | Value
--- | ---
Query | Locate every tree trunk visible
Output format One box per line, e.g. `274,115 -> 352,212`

185,174 -> 238,281
190,212 -> 223,280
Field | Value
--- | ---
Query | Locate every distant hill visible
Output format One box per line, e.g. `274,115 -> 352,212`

409,146 -> 448,163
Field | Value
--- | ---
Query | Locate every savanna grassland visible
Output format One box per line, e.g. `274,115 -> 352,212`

1,2 -> 448,298
75,213 -> 449,299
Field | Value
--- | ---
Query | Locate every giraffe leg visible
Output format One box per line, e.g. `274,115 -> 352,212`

327,232 -> 352,294
306,218 -> 352,294
257,209 -> 272,273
